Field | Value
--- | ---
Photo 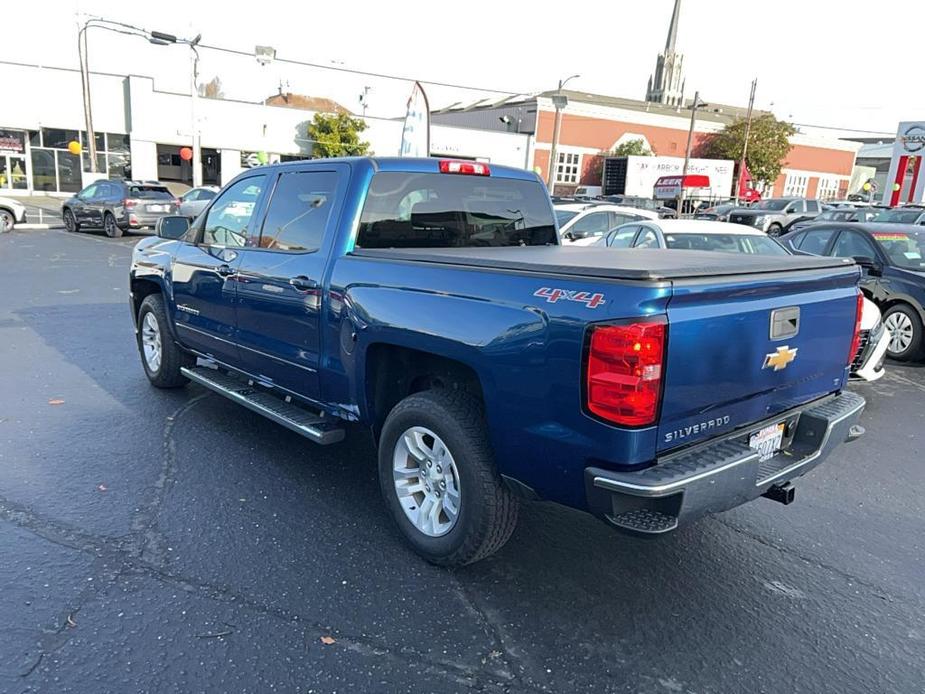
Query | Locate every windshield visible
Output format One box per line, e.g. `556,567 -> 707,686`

356,172 -> 557,248
751,199 -> 790,211
871,230 -> 925,270
129,186 -> 173,200
664,233 -> 790,255
555,209 -> 579,226
874,209 -> 923,224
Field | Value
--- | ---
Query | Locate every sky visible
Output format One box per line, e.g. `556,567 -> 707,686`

4,0 -> 924,136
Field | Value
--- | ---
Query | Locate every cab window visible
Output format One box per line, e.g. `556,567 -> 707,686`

258,171 -> 339,252
201,176 -> 266,247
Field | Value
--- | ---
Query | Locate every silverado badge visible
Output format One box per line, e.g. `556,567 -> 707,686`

763,345 -> 798,371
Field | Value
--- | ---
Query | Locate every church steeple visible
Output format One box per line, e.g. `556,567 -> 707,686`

645,0 -> 685,107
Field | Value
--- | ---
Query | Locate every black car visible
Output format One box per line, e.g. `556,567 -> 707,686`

62,180 -> 178,238
694,203 -> 737,222
780,222 -> 925,360
788,207 -> 879,233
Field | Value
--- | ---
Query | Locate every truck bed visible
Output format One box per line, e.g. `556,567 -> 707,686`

351,246 -> 855,281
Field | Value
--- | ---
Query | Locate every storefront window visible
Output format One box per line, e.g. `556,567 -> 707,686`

108,152 -> 131,179
29,130 -> 41,147
57,151 -> 82,192
41,128 -> 80,150
81,152 -> 107,174
107,133 -> 130,152
80,131 -> 106,153
31,149 -> 57,192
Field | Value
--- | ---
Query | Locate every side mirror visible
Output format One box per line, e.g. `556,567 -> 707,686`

156,215 -> 191,240
562,231 -> 575,241
852,255 -> 882,275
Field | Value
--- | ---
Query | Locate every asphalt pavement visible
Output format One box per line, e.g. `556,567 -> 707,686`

1,228 -> 924,694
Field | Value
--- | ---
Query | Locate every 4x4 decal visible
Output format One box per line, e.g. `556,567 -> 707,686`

534,287 -> 605,309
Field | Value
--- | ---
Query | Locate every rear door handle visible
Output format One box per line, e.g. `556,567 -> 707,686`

217,264 -> 234,277
289,275 -> 318,291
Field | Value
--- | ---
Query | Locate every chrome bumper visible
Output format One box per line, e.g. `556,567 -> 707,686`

585,392 -> 866,536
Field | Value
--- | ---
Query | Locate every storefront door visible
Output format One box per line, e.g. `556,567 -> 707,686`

0,155 -> 28,191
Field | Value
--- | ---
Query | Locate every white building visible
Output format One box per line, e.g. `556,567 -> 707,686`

0,60 -> 534,196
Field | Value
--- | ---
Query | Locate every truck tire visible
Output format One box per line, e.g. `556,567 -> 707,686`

104,212 -> 122,238
378,389 -> 519,566
136,293 -> 194,388
883,304 -> 924,361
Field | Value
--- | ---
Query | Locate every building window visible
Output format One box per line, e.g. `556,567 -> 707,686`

555,151 -> 581,184
783,174 -> 809,197
817,177 -> 840,201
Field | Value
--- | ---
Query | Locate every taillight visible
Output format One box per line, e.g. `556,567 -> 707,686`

586,320 -> 666,427
438,159 -> 490,176
848,292 -> 864,364
123,199 -> 136,208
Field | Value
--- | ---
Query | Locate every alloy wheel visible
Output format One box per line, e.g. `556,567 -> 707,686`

884,311 -> 914,354
141,312 -> 162,373
0,210 -> 13,233
392,426 -> 462,537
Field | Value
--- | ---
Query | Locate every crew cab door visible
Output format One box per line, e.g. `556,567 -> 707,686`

170,174 -> 267,366
234,165 -> 346,401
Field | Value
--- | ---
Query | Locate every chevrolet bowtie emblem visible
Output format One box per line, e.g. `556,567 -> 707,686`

763,345 -> 798,371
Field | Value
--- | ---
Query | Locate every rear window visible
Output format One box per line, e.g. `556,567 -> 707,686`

356,172 -> 557,248
664,233 -> 789,255
555,209 -> 579,226
129,185 -> 173,200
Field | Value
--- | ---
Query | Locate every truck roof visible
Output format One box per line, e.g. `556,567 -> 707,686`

352,246 -> 857,281
264,156 -> 541,182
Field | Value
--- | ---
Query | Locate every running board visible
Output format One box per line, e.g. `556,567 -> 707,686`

180,366 -> 345,445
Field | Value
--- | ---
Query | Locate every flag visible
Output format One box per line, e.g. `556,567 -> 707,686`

399,81 -> 430,157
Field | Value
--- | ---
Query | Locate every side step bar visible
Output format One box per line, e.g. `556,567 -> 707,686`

181,366 -> 345,445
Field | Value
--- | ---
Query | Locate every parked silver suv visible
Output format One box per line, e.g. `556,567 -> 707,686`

728,198 -> 822,236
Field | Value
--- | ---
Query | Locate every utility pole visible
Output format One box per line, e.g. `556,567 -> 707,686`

546,74 -> 579,191
735,79 -> 757,205
77,20 -> 99,173
680,91 -> 706,217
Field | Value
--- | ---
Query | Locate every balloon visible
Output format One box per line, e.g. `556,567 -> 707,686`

179,147 -> 193,161
893,183 -> 901,192
67,140 -> 82,156
256,151 -> 269,165
862,182 -> 871,191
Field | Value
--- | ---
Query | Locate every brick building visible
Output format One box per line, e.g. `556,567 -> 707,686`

431,90 -> 861,200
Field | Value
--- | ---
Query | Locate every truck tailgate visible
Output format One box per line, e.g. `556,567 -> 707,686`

658,266 -> 860,453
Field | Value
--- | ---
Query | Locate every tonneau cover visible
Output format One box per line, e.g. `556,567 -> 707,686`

351,246 -> 856,281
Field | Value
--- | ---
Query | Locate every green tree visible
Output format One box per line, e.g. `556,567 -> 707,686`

307,112 -> 371,158
700,114 -> 797,188
608,139 -> 654,157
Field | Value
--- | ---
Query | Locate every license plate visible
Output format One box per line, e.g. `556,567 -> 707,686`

148,204 -> 166,212
749,423 -> 785,462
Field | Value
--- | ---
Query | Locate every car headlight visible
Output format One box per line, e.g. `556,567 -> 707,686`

752,215 -> 766,224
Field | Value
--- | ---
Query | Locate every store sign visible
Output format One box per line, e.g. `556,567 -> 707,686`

0,129 -> 26,154
883,121 -> 925,205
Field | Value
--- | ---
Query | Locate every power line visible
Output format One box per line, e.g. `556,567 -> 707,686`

792,121 -> 895,136
197,42 -> 522,96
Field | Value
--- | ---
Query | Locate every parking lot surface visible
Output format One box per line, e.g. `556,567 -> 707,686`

2,228 -> 924,693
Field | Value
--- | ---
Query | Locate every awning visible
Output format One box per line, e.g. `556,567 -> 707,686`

653,174 -> 711,199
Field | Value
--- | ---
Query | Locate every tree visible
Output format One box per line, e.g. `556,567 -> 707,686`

608,139 -> 654,157
198,76 -> 224,99
700,114 -> 797,188
307,113 -> 371,158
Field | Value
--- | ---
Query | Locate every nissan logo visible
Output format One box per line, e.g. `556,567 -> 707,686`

901,125 -> 925,153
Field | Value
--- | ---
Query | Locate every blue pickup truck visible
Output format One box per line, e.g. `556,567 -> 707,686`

129,157 -> 866,565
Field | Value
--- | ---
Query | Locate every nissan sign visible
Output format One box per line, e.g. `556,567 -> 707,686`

901,124 -> 925,153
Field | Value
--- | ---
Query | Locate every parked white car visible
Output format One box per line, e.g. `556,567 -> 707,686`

853,298 -> 889,382
555,203 -> 659,246
0,197 -> 26,232
178,186 -> 220,220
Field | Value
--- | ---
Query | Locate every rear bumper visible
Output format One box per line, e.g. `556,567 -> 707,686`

585,391 -> 865,536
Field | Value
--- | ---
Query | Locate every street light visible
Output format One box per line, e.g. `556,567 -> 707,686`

680,91 -> 708,216
77,18 -> 202,183
546,74 -> 580,191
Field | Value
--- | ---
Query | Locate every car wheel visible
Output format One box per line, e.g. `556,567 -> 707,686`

136,294 -> 195,388
883,304 -> 924,361
0,209 -> 14,233
103,212 -> 122,238
767,223 -> 783,236
63,208 -> 79,233
378,389 -> 519,566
